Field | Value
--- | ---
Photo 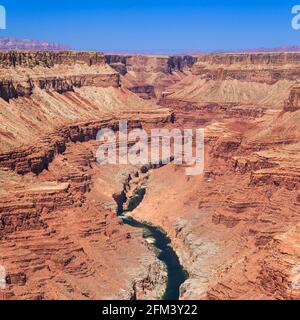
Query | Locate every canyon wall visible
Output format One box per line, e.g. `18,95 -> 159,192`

0,51 -> 119,102
105,54 -> 197,99
192,53 -> 300,83
0,51 -> 172,300
1,50 -> 300,300
0,136 -> 169,300
157,52 -> 300,128
130,52 -> 300,300
0,51 -> 172,152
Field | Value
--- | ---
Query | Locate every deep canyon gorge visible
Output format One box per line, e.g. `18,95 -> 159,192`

0,51 -> 300,300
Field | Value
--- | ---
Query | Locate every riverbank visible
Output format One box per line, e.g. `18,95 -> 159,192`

120,214 -> 188,300
114,165 -> 189,300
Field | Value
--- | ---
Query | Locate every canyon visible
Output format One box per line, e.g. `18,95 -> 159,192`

0,51 -> 300,300
105,54 -> 197,100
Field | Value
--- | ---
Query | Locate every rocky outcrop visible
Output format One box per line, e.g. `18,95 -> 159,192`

157,52 -> 300,123
167,56 -> 198,72
105,54 -> 197,99
0,112 -> 173,175
129,85 -> 156,100
0,52 -> 120,101
132,261 -> 167,300
0,51 -> 104,68
0,75 -> 120,102
284,86 -> 300,112
0,136 -> 168,300
0,50 -> 174,300
105,55 -> 128,75
105,54 -> 197,75
159,99 -> 265,119
192,53 -> 300,83
0,111 -> 172,300
0,51 -> 173,153
0,79 -> 33,101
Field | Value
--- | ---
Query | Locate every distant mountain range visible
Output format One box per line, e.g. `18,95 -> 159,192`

1,38 -> 300,53
238,45 -> 300,53
0,38 -> 71,51
105,46 -> 300,56
186,46 -> 300,55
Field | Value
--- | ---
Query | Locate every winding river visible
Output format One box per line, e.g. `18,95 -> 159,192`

119,188 -> 188,300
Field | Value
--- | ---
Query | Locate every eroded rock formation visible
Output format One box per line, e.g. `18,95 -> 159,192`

0,51 -> 170,300
130,53 -> 300,300
105,54 -> 197,99
1,51 -> 300,300
284,85 -> 300,112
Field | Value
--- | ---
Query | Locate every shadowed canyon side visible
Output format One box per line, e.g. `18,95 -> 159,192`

105,54 -> 197,100
0,51 -> 300,300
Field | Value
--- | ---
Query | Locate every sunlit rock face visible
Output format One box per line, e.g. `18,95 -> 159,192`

0,51 -> 171,300
129,52 -> 300,300
105,54 -> 197,99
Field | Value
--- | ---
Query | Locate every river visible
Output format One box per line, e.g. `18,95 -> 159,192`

119,187 -> 188,300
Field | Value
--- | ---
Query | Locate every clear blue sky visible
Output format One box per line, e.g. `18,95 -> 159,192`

0,0 -> 299,52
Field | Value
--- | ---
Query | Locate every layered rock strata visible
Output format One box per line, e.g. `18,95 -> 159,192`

129,53 -> 300,300
0,51 -> 171,300
1,51 -> 300,300
105,54 -> 197,99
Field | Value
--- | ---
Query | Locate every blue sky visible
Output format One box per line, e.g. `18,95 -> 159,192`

0,0 -> 299,52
